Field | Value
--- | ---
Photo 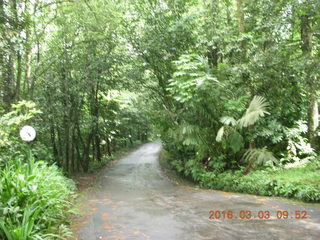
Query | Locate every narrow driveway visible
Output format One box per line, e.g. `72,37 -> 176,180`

73,142 -> 320,240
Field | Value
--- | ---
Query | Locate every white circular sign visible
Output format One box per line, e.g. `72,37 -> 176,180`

20,126 -> 36,142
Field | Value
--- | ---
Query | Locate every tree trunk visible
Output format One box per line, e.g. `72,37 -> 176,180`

236,0 -> 247,61
0,0 -> 4,24
236,0 -> 245,34
106,137 -> 112,156
95,135 -> 102,162
0,0 -> 5,108
76,123 -> 93,173
50,123 -> 59,163
75,138 -> 81,172
129,130 -> 133,145
301,9 -> 318,149
16,50 -> 22,100
3,54 -> 15,111
308,93 -> 319,148
12,0 -> 21,100
29,15 -> 41,99
71,128 -> 76,173
82,133 -> 93,173
25,28 -> 32,94
64,120 -> 71,174
57,127 -> 64,168
22,0 -> 30,95
301,14 -> 312,54
206,0 -> 220,67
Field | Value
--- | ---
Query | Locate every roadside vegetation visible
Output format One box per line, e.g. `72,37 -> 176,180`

0,0 -> 320,238
0,102 -> 75,239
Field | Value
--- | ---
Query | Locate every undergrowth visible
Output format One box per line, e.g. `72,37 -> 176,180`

163,150 -> 320,202
0,156 -> 76,239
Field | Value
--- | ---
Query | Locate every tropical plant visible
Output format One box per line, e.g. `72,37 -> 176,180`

242,147 -> 278,172
0,157 -> 75,239
215,96 -> 276,172
238,96 -> 270,129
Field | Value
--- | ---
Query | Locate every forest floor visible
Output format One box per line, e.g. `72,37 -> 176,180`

70,142 -> 320,240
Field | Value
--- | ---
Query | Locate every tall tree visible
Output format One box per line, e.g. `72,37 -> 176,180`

300,1 -> 319,148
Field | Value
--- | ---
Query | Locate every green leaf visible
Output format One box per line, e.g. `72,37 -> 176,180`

216,127 -> 224,142
238,96 -> 270,128
228,131 -> 244,153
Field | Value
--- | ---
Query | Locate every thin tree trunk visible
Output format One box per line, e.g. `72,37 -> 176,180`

71,128 -> 76,173
82,133 -> 93,173
95,135 -> 101,162
16,50 -> 22,99
236,0 -> 247,61
75,136 -> 81,172
25,28 -> 32,94
0,0 -> 5,105
3,54 -> 15,111
0,0 -> 4,24
12,0 -> 21,100
76,123 -> 93,173
57,127 -> 64,168
50,123 -> 59,162
23,0 -> 31,95
301,14 -> 312,54
106,137 -> 112,156
29,2 -> 40,99
205,0 -> 220,67
63,120 -> 70,173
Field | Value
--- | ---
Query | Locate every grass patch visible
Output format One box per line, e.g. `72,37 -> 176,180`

270,163 -> 320,184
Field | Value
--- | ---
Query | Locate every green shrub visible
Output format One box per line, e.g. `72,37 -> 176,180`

168,152 -> 320,202
0,156 -> 75,239
213,169 -> 320,202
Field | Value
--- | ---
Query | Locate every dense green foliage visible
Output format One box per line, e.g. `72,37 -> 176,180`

164,150 -> 320,202
0,159 -> 75,239
1,0 -> 151,174
1,0 -> 320,238
201,161 -> 320,202
123,0 -> 320,201
0,102 -> 75,239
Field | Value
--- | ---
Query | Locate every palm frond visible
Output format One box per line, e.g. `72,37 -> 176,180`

242,147 -> 278,167
220,116 -> 237,126
238,96 -> 270,128
171,123 -> 205,146
216,126 -> 224,142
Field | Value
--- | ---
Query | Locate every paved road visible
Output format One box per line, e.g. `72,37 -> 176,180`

72,142 -> 320,240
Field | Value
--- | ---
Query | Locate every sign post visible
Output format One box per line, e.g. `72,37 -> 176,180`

20,126 -> 36,173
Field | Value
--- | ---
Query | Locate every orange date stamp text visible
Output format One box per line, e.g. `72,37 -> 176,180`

208,210 -> 308,220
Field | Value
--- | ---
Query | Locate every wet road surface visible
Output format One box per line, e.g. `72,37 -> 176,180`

73,142 -> 320,240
